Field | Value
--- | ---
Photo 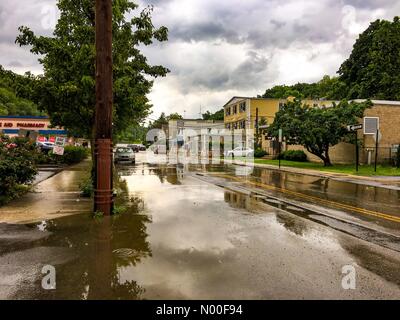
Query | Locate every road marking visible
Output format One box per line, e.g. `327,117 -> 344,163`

213,173 -> 400,223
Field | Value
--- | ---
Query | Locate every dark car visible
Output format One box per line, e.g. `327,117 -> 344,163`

128,144 -> 140,153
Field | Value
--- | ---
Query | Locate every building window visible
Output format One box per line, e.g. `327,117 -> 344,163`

239,102 -> 246,112
233,105 -> 237,114
313,103 -> 318,108
279,102 -> 285,110
364,117 -> 379,135
225,107 -> 231,116
233,122 -> 238,129
225,123 -> 230,129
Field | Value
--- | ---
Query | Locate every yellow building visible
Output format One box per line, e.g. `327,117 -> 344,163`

223,96 -> 335,154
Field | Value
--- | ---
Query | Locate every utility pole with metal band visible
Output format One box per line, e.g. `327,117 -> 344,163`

94,0 -> 113,215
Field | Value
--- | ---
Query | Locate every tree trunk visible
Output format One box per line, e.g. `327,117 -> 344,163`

323,148 -> 332,167
307,148 -> 332,167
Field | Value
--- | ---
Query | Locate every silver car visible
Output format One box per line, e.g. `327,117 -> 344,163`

114,147 -> 136,164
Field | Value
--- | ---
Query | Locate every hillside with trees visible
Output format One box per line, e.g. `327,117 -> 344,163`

0,66 -> 41,116
260,17 -> 400,101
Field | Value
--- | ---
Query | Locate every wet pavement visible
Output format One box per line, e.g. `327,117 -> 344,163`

0,153 -> 400,299
0,160 -> 92,224
193,163 -> 400,233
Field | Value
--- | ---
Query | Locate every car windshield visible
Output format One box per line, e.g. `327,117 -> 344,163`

116,147 -> 132,153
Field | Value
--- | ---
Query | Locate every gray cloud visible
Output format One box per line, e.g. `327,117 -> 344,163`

344,0 -> 398,9
1,0 -> 400,117
8,60 -> 23,67
170,21 -> 242,44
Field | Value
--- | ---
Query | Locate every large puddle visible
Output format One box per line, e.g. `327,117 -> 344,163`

1,161 -> 400,299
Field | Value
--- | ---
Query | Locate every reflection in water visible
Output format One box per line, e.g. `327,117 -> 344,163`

224,191 -> 247,209
7,191 -> 152,299
88,218 -> 112,299
275,212 -> 309,237
2,160 -> 400,299
118,163 -> 183,185
250,167 -> 400,217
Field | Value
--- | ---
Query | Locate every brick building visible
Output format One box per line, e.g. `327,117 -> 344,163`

223,96 -> 400,164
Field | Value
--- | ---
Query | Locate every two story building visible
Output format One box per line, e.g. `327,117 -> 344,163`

223,96 -> 336,155
223,96 -> 400,164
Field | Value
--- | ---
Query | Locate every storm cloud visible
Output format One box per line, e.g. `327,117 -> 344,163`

1,0 -> 399,118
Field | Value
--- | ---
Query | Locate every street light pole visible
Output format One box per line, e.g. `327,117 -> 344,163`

94,0 -> 113,215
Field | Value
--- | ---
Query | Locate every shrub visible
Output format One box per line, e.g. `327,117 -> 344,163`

254,148 -> 268,158
38,145 -> 89,165
0,135 -> 39,205
279,150 -> 308,162
61,145 -> 89,164
79,176 -> 94,197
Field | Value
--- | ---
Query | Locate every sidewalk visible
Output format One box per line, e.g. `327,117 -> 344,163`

0,160 -> 92,224
225,159 -> 400,190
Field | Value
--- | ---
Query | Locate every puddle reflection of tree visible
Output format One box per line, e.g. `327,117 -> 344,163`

20,180 -> 152,299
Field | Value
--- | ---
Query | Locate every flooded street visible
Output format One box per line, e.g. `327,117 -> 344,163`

0,154 -> 400,299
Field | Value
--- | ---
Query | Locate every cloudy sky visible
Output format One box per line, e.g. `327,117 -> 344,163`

0,0 -> 399,119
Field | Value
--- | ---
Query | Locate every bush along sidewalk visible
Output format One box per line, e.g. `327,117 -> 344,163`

37,145 -> 89,165
254,148 -> 268,158
0,135 -> 40,205
278,150 -> 308,162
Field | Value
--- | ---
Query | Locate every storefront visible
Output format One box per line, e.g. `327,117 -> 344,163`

0,115 -> 68,140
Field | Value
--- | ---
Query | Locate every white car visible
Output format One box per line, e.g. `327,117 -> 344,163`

114,147 -> 136,164
225,147 -> 254,157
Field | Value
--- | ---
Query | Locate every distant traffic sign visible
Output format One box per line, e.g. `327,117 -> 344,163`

347,124 -> 363,131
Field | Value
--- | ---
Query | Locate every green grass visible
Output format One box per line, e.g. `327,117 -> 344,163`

243,158 -> 400,177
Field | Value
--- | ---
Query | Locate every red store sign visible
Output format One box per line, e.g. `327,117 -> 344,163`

0,122 -> 46,128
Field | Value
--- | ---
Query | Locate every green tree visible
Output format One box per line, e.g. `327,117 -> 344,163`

148,112 -> 182,129
15,0 -> 169,139
260,76 -> 347,100
0,66 -> 41,116
267,99 -> 372,166
115,123 -> 147,143
338,17 -> 400,100
202,108 -> 224,121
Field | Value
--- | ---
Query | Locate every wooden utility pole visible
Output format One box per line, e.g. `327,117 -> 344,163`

94,0 -> 113,215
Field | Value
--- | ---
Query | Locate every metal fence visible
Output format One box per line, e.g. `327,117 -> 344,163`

359,146 -> 399,166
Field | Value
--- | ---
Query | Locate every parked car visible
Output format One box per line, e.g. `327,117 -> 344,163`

128,144 -> 140,152
225,147 -> 254,157
114,147 -> 136,164
138,144 -> 146,151
36,141 -> 55,152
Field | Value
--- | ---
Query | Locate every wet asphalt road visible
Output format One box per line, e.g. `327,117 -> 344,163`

0,153 -> 400,299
